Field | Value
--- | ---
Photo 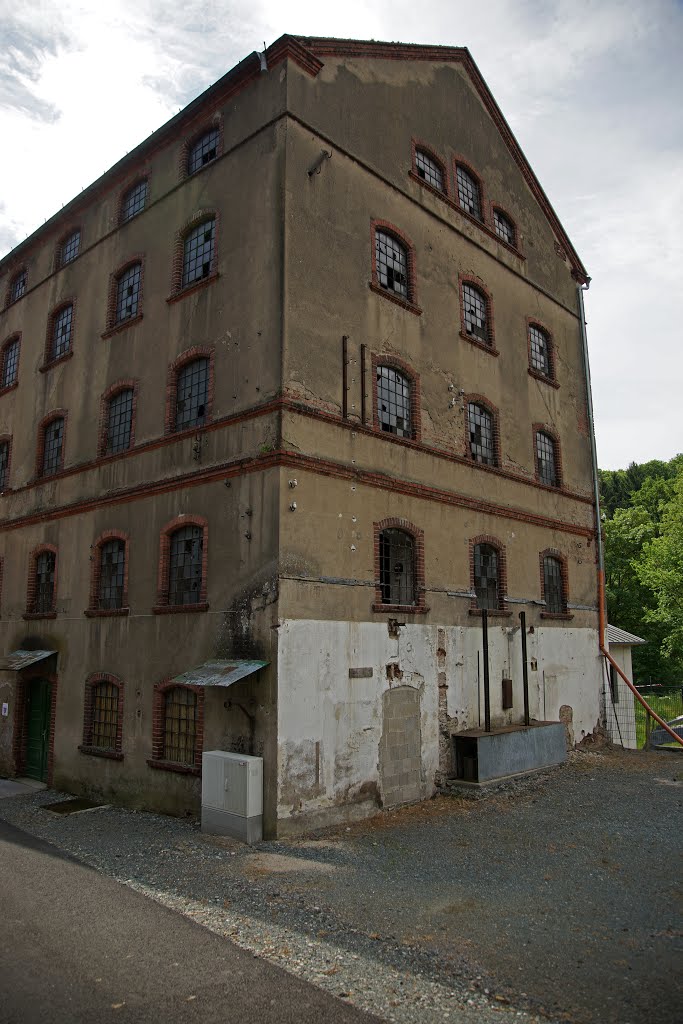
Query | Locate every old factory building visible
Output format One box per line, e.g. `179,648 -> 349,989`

0,36 -> 600,836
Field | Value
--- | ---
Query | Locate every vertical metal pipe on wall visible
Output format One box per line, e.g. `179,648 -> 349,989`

482,608 -> 491,733
519,611 -> 530,726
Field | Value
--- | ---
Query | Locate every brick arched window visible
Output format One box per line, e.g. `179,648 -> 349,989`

87,532 -> 129,616
165,348 -> 214,433
470,536 -> 508,613
149,680 -> 204,773
25,545 -> 57,618
114,262 -> 142,324
81,673 -> 124,758
466,399 -> 499,467
56,228 -> 81,268
0,436 -> 11,491
540,550 -> 570,618
44,302 -> 74,366
155,515 -> 209,613
0,335 -> 20,392
370,221 -> 421,314
372,354 -> 421,441
492,208 -> 517,248
459,278 -> 496,352
534,427 -> 562,487
120,178 -> 148,223
6,267 -> 27,306
373,518 -> 427,613
99,381 -> 137,456
411,142 -> 447,194
168,211 -> 219,300
36,412 -> 66,478
527,321 -> 557,385
184,121 -> 222,177
454,162 -> 484,222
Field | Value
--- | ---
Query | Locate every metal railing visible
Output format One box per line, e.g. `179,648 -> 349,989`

604,672 -> 683,750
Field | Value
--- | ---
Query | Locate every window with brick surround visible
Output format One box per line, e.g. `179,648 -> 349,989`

461,282 -> 491,346
535,430 -> 559,487
528,323 -> 554,380
40,416 -> 65,477
9,269 -> 26,304
115,263 -> 142,323
0,440 -> 9,490
455,164 -> 483,221
103,387 -> 134,455
121,179 -> 148,223
377,365 -> 412,437
543,555 -> 566,614
375,229 -> 408,299
59,229 -> 81,266
29,549 -> 56,615
188,128 -> 219,175
1,336 -> 19,389
473,543 -> 501,610
182,219 -> 215,288
493,209 -> 516,247
467,402 -> 497,466
98,540 -> 126,609
48,304 -> 73,362
379,528 -> 416,607
82,676 -> 123,754
163,686 -> 198,764
169,525 -> 203,606
175,357 -> 209,431
414,149 -> 445,192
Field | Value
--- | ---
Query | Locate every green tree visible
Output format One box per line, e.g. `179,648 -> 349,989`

636,470 -> 683,661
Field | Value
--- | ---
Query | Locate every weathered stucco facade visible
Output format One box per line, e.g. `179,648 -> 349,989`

0,37 -> 600,837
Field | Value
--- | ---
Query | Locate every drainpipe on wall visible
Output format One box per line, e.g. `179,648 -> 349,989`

578,285 -> 683,746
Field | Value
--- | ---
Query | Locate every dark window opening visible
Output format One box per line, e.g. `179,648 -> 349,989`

175,358 -> 209,431
474,544 -> 500,610
121,180 -> 147,222
415,150 -> 444,191
115,263 -> 141,322
493,210 -> 516,247
91,682 -> 119,749
188,129 -> 219,175
32,551 -> 55,614
0,441 -> 9,490
377,365 -> 411,437
182,219 -> 215,287
456,165 -> 482,221
98,540 -> 125,609
609,663 -> 619,704
529,324 -> 551,378
379,528 -> 416,606
536,431 -> 558,486
462,283 -> 489,344
42,417 -> 64,476
51,305 -> 73,361
543,555 -> 565,613
375,230 -> 408,299
169,525 -> 203,605
163,686 -> 198,763
468,403 -> 496,465
10,271 -> 26,303
61,230 -> 81,265
2,339 -> 19,388
105,388 -> 134,454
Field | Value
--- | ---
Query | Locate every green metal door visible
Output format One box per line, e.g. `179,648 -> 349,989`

25,678 -> 51,781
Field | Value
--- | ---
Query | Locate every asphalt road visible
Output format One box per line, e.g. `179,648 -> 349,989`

0,819 -> 377,1024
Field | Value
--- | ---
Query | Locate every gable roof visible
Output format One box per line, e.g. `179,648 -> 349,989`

296,37 -> 589,284
607,624 -> 647,646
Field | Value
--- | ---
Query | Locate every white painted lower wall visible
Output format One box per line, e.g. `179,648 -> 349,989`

276,620 -> 603,827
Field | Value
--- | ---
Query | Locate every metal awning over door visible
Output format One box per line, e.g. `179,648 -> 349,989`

0,649 -> 56,672
171,660 -> 268,688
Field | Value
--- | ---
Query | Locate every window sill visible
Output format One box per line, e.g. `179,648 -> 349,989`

368,282 -> 422,316
39,351 -> 73,373
23,611 -> 57,620
528,368 -> 560,389
147,758 -> 200,776
152,602 -> 209,615
460,331 -> 499,357
84,607 -> 130,618
468,608 -> 512,618
0,381 -> 18,398
372,602 -> 429,615
540,612 -> 574,620
101,313 -> 143,339
167,272 -> 219,305
79,745 -> 124,761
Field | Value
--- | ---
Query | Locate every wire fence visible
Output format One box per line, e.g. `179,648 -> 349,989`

603,663 -> 683,749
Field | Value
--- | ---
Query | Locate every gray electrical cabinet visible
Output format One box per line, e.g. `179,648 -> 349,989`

201,750 -> 263,844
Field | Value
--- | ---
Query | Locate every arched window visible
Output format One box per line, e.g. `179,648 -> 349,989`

528,323 -> 554,380
188,128 -> 219,175
414,149 -> 445,192
28,548 -> 56,616
163,686 -> 198,764
39,416 -> 65,477
114,263 -> 142,323
1,336 -> 20,389
473,543 -> 500,610
543,555 -> 566,614
97,539 -> 126,610
103,387 -> 135,454
82,676 -> 123,754
48,304 -> 74,362
377,365 -> 411,437
182,218 -> 215,287
169,525 -> 204,606
175,357 -> 209,431
462,283 -> 490,345
455,164 -> 483,221
375,229 -> 408,299
120,179 -> 148,222
535,430 -> 559,487
379,528 -> 415,606
467,402 -> 497,466
58,229 -> 81,266
0,439 -> 10,491
8,269 -> 27,304
493,209 -> 516,247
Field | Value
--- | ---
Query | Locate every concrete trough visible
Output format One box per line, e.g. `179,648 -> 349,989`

453,721 -> 567,784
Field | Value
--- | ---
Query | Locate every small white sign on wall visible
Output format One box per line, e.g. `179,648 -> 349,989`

1,703 -> 8,717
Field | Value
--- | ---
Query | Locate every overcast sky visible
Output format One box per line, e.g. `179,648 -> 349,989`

1,0 -> 681,470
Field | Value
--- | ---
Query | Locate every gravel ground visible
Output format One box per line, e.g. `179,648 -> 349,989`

1,748 -> 681,1024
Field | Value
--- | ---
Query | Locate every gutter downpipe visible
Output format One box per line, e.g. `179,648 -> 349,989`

578,285 -> 683,747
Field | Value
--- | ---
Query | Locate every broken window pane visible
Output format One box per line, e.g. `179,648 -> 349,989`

188,129 -> 219,175
536,431 -> 558,486
61,229 -> 81,265
474,544 -> 499,609
415,150 -> 444,192
105,389 -> 134,454
529,324 -> 551,377
456,165 -> 482,221
375,230 -> 408,299
42,417 -> 64,476
169,525 -> 203,605
175,358 -> 209,431
98,540 -> 125,609
493,209 -> 515,247
121,179 -> 147,222
377,365 -> 411,437
115,263 -> 141,323
182,219 -> 215,287
379,529 -> 416,606
543,555 -> 565,613
468,403 -> 496,465
51,305 -> 73,360
1,338 -> 19,388
33,551 -> 56,614
462,283 -> 489,344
